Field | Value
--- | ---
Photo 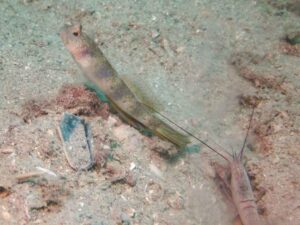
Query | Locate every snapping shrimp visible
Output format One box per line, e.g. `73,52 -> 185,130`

158,108 -> 263,225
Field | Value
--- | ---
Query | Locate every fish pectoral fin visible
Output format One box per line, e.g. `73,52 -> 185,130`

84,81 -> 109,102
109,98 -> 152,134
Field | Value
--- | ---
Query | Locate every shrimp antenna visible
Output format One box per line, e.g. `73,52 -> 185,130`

143,104 -> 231,161
239,107 -> 255,160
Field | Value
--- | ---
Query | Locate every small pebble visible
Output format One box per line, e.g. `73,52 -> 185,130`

129,162 -> 136,171
145,181 -> 163,202
121,212 -> 130,225
1,210 -> 12,221
167,192 -> 185,210
0,146 -> 14,154
149,164 -> 164,179
151,30 -> 160,40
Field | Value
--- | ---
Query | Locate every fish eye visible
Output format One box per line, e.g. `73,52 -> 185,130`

72,31 -> 79,37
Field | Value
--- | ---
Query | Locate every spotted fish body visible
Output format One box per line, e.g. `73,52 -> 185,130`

60,23 -> 190,148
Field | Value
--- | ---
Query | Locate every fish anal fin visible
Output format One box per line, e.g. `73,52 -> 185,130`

109,98 -> 153,135
156,124 -> 190,149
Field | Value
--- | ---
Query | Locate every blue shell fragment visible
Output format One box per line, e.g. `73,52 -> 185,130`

59,113 -> 94,170
59,113 -> 82,142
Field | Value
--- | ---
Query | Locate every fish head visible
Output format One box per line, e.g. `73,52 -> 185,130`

60,23 -> 92,60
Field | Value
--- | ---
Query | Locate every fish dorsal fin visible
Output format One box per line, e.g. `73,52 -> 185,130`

121,77 -> 164,112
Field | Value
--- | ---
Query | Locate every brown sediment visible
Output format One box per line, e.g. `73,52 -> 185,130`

55,84 -> 108,118
266,0 -> 300,17
102,164 -> 136,187
279,42 -> 300,57
252,110 -> 295,155
236,67 -> 286,93
20,85 -> 109,122
246,162 -> 267,216
238,95 -> 263,108
253,121 -> 274,155
0,186 -> 11,198
15,172 -> 44,183
21,99 -> 49,123
230,52 -> 264,67
230,51 -> 288,94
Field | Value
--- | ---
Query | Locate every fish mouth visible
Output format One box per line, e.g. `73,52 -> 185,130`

59,23 -> 76,45
59,26 -> 69,44
60,23 -> 73,33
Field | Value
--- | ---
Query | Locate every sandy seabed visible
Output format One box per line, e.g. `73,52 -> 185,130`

0,1 -> 299,224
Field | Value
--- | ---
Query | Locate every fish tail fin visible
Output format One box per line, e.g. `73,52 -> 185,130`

155,123 -> 190,149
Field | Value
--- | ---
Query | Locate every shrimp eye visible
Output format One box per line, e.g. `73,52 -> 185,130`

73,31 -> 79,36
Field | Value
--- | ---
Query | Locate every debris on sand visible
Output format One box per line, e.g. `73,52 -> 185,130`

0,186 -> 11,198
58,113 -> 95,171
103,164 -> 136,187
16,171 -> 45,184
16,167 -> 58,184
166,191 -> 185,210
230,52 -> 288,93
238,95 -> 263,108
286,31 -> 300,45
266,0 -> 300,17
20,84 -> 109,123
236,67 -> 285,91
55,84 -> 109,118
279,42 -> 300,57
145,181 -> 164,203
21,99 -> 49,123
0,146 -> 15,154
